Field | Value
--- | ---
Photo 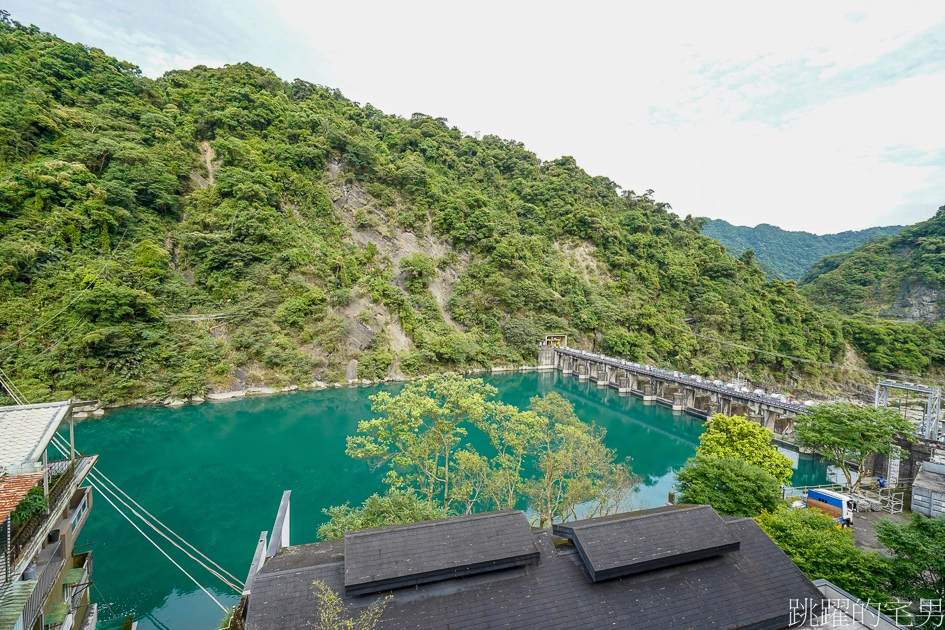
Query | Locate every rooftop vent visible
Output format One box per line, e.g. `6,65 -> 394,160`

344,510 -> 539,596
552,505 -> 740,582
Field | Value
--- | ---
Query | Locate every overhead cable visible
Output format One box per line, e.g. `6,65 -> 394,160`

0,230 -> 127,359
50,436 -> 242,594
669,323 -> 945,386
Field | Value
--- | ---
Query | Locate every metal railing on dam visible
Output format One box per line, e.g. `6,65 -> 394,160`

552,347 -> 810,415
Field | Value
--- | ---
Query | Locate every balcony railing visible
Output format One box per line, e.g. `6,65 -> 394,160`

9,458 -> 81,569
21,537 -> 65,630
79,603 -> 99,630
69,551 -> 93,608
69,487 -> 90,534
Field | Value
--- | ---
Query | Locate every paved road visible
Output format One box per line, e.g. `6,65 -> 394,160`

853,510 -> 910,555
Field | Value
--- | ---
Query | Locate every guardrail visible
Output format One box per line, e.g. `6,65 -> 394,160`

22,537 -> 65,630
554,348 -> 811,414
782,483 -> 848,500
9,458 -> 90,570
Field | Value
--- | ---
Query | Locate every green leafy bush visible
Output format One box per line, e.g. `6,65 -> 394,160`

11,486 -> 47,526
675,456 -> 781,517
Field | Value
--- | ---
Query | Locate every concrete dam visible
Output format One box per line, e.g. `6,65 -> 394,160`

538,344 -> 809,437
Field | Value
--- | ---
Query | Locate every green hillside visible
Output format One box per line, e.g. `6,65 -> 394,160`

800,207 -> 945,321
2,14 -> 942,404
701,219 -> 903,280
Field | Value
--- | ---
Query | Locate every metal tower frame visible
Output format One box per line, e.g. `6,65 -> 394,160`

875,379 -> 942,442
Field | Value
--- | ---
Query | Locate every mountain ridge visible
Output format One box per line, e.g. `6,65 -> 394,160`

799,206 -> 945,322
701,218 -> 904,280
2,14 -> 944,404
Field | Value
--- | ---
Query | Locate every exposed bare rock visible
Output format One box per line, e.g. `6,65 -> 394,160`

190,140 -> 221,189
881,283 -> 944,322
207,391 -> 246,400
345,359 -> 359,381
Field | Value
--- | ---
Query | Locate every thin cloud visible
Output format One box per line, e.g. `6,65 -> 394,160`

6,0 -> 945,233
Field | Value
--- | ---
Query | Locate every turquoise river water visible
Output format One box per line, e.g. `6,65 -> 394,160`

68,371 -> 836,629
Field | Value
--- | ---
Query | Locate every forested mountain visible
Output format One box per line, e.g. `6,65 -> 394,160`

0,14 -> 940,405
701,219 -> 903,280
800,207 -> 945,321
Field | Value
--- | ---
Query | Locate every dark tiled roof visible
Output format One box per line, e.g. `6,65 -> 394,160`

343,510 -> 538,596
246,507 -> 823,630
552,504 -> 741,581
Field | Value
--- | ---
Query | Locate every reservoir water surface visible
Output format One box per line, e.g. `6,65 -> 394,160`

71,371 -> 834,629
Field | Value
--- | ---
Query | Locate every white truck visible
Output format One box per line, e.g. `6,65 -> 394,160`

805,488 -> 857,527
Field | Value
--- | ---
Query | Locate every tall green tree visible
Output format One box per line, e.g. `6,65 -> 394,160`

345,374 -> 494,509
523,393 -> 639,527
794,403 -> 917,492
345,376 -> 639,525
755,506 -> 891,603
449,401 -> 534,514
875,513 -> 945,604
698,414 -> 794,484
675,456 -> 781,517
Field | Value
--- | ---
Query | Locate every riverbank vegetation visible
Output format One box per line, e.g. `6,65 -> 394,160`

695,413 -> 794,484
675,456 -> 782,516
676,411 -> 934,615
754,507 -> 893,604
875,514 -> 945,605
674,414 -> 786,516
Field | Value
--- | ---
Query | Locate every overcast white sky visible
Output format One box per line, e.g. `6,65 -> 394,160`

8,1 -> 945,233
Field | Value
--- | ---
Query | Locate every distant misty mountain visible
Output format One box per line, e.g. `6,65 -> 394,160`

701,219 -> 904,281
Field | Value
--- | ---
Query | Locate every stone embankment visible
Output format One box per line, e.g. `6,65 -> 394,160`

69,364 -> 547,418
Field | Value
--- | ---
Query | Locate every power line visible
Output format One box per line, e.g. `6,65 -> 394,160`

3,373 -> 240,611
50,436 -> 242,593
0,230 -> 127,360
48,437 -> 236,610
87,469 -> 242,593
669,323 -> 945,385
0,366 -> 26,405
90,467 -> 243,586
84,472 -> 229,613
18,316 -> 87,367
91,582 -> 120,620
2,312 -> 242,613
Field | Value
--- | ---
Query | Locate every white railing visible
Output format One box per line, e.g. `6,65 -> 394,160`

69,490 -> 89,531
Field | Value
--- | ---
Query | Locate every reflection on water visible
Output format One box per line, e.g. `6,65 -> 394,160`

74,371 -> 832,629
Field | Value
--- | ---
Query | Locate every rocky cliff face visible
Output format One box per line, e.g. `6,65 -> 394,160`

881,283 -> 945,322
800,207 -> 945,321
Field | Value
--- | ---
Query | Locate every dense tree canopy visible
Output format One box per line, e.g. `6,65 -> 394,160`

345,375 -> 638,526
800,207 -> 945,314
702,219 -> 902,281
754,506 -> 892,604
674,456 -> 782,517
794,402 -> 917,492
697,414 -> 794,484
875,513 -> 945,604
0,15 -> 866,404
